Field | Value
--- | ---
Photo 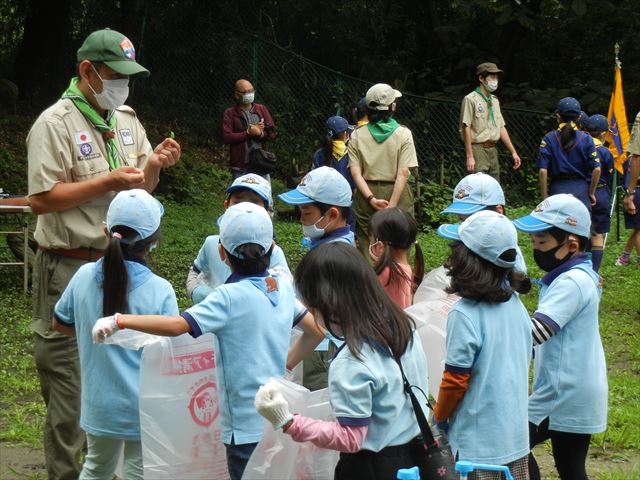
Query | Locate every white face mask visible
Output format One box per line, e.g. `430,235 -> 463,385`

241,92 -> 255,104
89,65 -> 129,110
302,215 -> 332,240
486,79 -> 499,92
368,240 -> 382,262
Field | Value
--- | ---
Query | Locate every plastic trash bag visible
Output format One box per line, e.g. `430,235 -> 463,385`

413,265 -> 451,304
286,327 -> 304,385
406,266 -> 460,398
242,377 -> 339,480
139,333 -> 229,479
102,328 -> 162,350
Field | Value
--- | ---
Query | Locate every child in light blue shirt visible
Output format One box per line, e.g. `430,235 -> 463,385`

255,242 -> 430,480
186,173 -> 290,303
434,211 -> 532,478
53,190 -> 178,480
514,193 -> 607,480
93,203 -> 314,480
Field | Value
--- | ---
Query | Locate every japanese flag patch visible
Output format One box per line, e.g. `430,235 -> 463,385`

74,131 -> 92,144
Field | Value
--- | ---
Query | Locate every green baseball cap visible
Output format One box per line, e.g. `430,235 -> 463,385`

77,29 -> 149,77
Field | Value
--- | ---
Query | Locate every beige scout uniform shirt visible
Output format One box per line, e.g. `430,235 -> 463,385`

628,111 -> 640,156
28,98 -> 153,250
459,90 -> 505,143
347,125 -> 418,182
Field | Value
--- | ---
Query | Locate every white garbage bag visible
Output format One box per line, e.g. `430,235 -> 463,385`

139,333 -> 230,479
242,377 -> 339,480
406,266 -> 460,398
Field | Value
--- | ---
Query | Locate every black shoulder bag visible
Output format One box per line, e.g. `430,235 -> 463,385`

394,355 -> 458,480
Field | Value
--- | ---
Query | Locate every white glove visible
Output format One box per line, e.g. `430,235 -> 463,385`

254,384 -> 293,430
92,314 -> 121,343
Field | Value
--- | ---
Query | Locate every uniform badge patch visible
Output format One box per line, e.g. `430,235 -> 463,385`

75,131 -> 92,144
477,102 -> 485,113
80,143 -> 92,156
455,188 -> 470,199
565,216 -> 578,227
120,37 -> 136,60
119,129 -> 134,146
540,140 -> 547,148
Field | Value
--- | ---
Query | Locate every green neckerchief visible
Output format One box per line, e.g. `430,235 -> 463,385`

367,117 -> 400,144
61,77 -> 120,170
475,86 -> 496,128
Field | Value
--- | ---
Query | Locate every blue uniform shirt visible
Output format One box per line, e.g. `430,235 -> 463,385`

529,255 -> 608,434
54,259 -> 179,440
329,331 -> 429,452
312,149 -> 356,190
192,234 -> 291,303
444,295 -> 532,465
594,141 -> 614,188
181,270 -> 303,445
537,126 -> 601,180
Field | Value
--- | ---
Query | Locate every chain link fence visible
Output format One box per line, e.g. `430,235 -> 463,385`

132,11 -> 554,206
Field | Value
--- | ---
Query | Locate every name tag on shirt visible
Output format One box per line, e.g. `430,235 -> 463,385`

119,129 -> 135,145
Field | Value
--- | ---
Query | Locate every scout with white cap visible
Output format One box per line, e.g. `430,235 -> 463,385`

106,189 -> 164,243
279,166 -> 352,207
219,202 -> 274,257
365,83 -> 402,111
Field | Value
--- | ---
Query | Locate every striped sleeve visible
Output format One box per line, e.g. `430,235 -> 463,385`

532,312 -> 561,346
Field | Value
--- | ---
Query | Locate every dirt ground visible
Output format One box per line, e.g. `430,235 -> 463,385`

0,443 -> 638,479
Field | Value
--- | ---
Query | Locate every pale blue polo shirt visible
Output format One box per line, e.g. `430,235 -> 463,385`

529,255 -> 608,434
329,330 -> 429,452
191,234 -> 290,303
445,294 -> 532,465
181,270 -> 305,445
54,259 -> 179,440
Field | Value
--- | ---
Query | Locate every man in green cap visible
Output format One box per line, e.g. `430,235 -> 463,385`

460,62 -> 521,181
27,28 -> 181,479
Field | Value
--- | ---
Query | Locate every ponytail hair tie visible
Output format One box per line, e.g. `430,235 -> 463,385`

112,232 -> 123,240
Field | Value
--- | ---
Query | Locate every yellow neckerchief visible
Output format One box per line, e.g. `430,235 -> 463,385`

592,137 -> 603,147
356,119 -> 369,127
331,140 -> 348,161
557,122 -> 578,131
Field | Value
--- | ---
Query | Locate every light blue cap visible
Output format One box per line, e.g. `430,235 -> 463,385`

442,173 -> 506,215
106,189 -> 164,243
513,193 -> 591,238
219,202 -> 273,257
278,166 -> 352,207
437,210 -> 518,268
226,173 -> 273,208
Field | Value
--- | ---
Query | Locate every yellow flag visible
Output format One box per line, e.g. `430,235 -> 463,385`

606,64 -> 630,173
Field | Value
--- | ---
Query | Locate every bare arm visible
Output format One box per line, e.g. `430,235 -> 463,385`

588,166 -> 601,206
52,317 -> 76,337
388,167 -> 410,208
463,126 -> 475,172
539,168 -> 548,199
349,165 -> 389,210
118,314 -> 192,337
29,166 -> 145,214
286,313 -> 325,370
500,127 -> 521,169
624,154 -> 640,214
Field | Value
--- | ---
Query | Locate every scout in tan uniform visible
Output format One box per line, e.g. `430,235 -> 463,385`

460,62 -> 521,181
348,83 -> 418,258
27,28 -> 181,479
616,111 -> 640,267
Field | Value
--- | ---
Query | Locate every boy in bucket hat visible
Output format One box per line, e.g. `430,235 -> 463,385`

460,62 -> 521,181
93,202 -> 310,480
26,28 -> 181,478
513,194 -> 607,480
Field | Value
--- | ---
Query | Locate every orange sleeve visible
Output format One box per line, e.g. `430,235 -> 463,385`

434,370 -> 470,422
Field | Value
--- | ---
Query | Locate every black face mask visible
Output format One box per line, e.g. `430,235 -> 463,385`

533,243 -> 572,272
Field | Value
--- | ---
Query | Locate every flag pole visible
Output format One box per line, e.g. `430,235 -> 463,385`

606,43 -> 621,247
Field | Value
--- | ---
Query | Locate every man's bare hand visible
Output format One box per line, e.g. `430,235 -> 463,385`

624,193 -> 637,215
150,138 -> 181,168
466,156 -> 475,172
107,167 -> 145,191
512,152 -> 522,170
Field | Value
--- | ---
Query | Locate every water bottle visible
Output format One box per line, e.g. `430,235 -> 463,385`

396,466 -> 420,479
